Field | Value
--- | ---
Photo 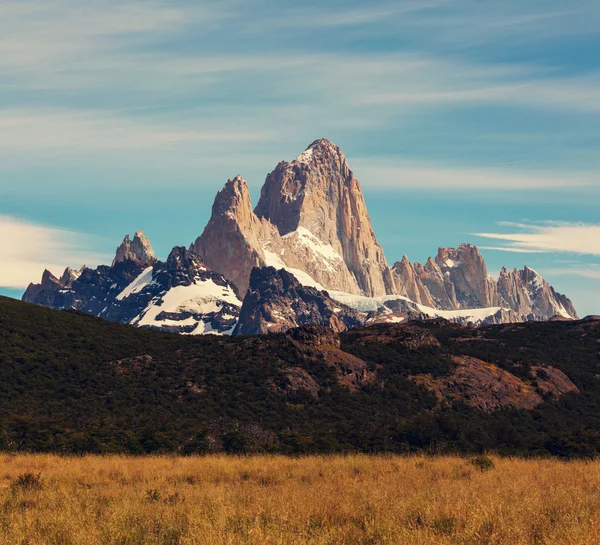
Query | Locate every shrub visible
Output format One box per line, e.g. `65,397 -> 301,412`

469,455 -> 495,472
12,472 -> 43,492
145,489 -> 162,502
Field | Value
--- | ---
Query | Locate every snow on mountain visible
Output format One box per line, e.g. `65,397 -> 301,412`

116,266 -> 154,301
329,291 -> 516,327
131,278 -> 241,335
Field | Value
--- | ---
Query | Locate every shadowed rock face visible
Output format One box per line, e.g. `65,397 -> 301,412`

234,267 -> 365,336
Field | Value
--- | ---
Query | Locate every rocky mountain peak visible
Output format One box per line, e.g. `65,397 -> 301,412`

165,246 -> 203,272
290,138 -> 346,167
432,244 -> 500,309
253,139 -> 395,297
41,269 -> 63,289
210,175 -> 254,224
189,175 -> 274,297
112,230 -> 156,267
391,255 -> 436,307
59,266 -> 84,287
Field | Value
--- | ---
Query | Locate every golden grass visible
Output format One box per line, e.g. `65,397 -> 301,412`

0,454 -> 599,544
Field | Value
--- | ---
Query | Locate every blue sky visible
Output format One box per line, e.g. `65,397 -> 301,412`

1,0 -> 599,315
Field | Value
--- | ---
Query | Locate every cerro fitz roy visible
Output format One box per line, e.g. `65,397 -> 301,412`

24,139 -> 577,335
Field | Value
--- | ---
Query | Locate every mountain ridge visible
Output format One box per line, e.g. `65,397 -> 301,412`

23,139 -> 577,334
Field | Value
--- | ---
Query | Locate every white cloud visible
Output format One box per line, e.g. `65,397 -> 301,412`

0,215 -> 109,289
351,161 -> 595,190
473,222 -> 600,255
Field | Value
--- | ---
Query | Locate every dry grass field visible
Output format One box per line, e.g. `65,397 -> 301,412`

0,454 -> 599,544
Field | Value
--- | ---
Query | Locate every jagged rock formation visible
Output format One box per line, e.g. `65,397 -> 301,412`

112,230 -> 157,266
234,267 -> 364,336
387,244 -> 577,320
391,255 -> 436,307
498,266 -> 577,320
111,246 -> 241,334
59,266 -> 84,287
23,261 -> 146,315
434,245 -> 500,308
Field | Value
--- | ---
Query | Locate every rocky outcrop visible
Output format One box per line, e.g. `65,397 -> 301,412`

112,230 -> 156,266
412,356 -> 544,412
233,267 -> 365,336
530,366 -> 580,397
286,326 -> 375,392
412,356 -> 581,412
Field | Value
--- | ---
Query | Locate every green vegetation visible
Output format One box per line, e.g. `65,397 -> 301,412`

0,296 -> 599,456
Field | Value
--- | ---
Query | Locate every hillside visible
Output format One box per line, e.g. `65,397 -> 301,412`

0,296 -> 599,456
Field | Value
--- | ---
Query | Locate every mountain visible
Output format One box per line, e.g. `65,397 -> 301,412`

253,139 -> 396,296
234,266 -> 364,335
23,139 -> 578,333
1,295 -> 599,455
191,139 -> 395,297
24,235 -> 242,335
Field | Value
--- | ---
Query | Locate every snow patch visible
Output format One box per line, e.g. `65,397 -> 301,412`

263,250 -> 326,290
294,147 -> 313,164
283,226 -> 344,271
132,278 -> 241,332
330,290 -> 505,324
116,267 -> 154,301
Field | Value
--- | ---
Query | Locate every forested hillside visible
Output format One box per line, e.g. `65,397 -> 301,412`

1,296 -> 599,456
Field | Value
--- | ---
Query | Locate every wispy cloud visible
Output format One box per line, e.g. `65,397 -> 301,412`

473,221 -> 600,255
0,215 -> 109,289
0,109 -> 272,153
546,265 -> 600,279
352,162 -> 595,190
